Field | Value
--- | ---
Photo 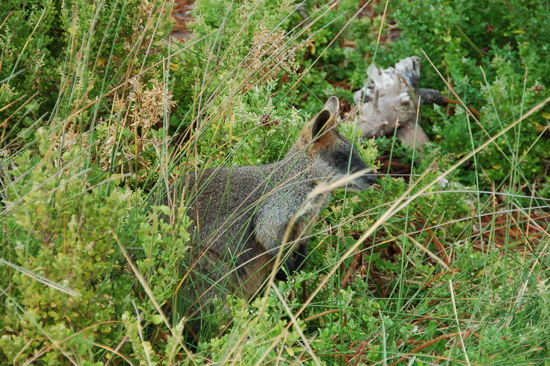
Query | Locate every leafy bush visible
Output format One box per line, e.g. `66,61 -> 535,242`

1,127 -> 190,363
388,0 -> 550,195
0,0 -> 173,147
167,0 -> 313,170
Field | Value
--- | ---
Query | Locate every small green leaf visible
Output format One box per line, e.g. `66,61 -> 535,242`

151,315 -> 163,325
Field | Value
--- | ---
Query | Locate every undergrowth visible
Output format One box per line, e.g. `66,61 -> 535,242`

1,0 -> 549,365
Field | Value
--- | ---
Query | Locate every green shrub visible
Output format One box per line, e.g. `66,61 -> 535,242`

0,0 -> 173,147
0,127 -> 191,364
388,0 -> 550,195
168,0 -> 312,170
0,126 -> 189,363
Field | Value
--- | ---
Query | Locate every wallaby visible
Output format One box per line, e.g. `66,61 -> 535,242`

172,96 -> 376,340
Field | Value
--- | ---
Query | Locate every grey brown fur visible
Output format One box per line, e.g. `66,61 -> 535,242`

174,97 -> 376,339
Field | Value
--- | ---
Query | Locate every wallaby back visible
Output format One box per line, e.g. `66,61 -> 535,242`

175,96 -> 376,340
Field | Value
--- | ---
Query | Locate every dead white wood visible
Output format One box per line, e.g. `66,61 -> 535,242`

354,56 -> 446,147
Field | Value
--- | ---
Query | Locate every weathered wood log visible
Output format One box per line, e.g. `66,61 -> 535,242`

354,56 -> 446,147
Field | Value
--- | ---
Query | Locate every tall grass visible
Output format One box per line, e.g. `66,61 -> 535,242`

1,0 -> 550,365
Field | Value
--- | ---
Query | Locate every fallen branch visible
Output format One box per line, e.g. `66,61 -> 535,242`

354,56 -> 449,147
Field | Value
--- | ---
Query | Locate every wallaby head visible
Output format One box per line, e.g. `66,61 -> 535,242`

290,96 -> 376,190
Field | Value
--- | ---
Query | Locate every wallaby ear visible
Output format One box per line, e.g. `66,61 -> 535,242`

323,96 -> 340,116
311,97 -> 340,140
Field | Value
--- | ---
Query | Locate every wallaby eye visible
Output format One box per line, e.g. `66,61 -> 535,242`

335,153 -> 348,167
